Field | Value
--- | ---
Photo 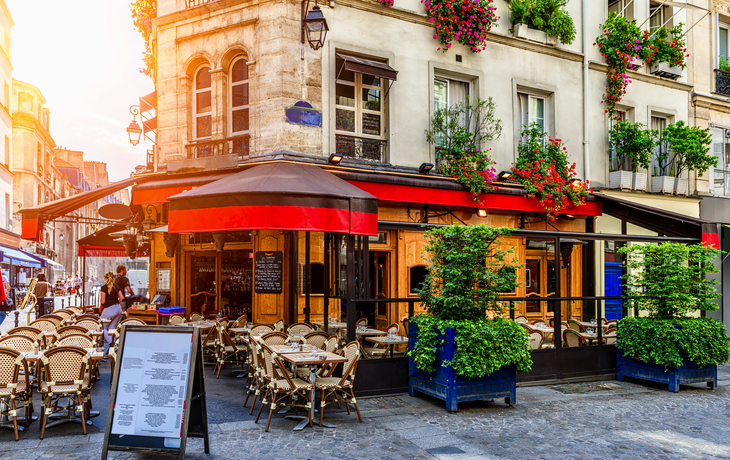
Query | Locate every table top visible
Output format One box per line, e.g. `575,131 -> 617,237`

268,344 -> 320,355
314,321 -> 347,329
176,322 -> 216,330
230,327 -> 250,335
365,336 -> 408,344
100,318 -> 112,323
355,329 -> 387,336
21,348 -> 104,362
577,321 -> 609,329
278,351 -> 347,366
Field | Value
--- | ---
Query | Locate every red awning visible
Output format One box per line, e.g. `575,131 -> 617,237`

131,169 -> 237,205
21,175 -> 153,242
167,163 -> 378,236
347,180 -> 603,216
77,224 -> 149,258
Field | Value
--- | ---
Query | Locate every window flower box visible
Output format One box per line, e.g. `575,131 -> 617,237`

628,57 -> 644,71
408,324 -> 516,412
651,175 -> 675,194
609,170 -> 633,190
674,177 -> 688,196
650,62 -> 683,80
513,23 -> 528,39
546,35 -> 557,46
617,350 -> 717,392
632,172 -> 647,191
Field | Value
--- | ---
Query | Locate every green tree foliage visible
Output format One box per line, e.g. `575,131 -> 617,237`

661,121 -> 715,177
131,0 -> 156,78
608,120 -> 656,171
409,225 -> 532,379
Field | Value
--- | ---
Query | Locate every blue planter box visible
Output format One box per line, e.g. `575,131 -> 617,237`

617,349 -> 717,392
408,323 -> 516,412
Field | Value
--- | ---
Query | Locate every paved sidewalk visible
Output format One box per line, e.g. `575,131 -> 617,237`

0,362 -> 729,459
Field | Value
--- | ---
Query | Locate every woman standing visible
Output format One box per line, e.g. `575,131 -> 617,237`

99,272 -> 124,348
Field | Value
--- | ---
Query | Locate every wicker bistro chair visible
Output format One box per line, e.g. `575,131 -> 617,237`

119,318 -> 146,326
231,314 -> 248,329
38,315 -> 64,327
55,326 -> 90,342
255,344 -> 314,432
29,319 -> 57,333
315,341 -> 363,427
6,328 -> 43,347
530,320 -> 548,328
527,330 -> 544,350
67,307 -> 83,315
515,316 -> 528,324
74,319 -> 102,332
355,318 -> 367,328
56,334 -> 95,348
317,335 -> 341,377
73,314 -> 98,323
37,346 -> 92,439
53,310 -> 74,324
189,313 -> 204,322
0,348 -> 33,440
363,323 -> 399,358
168,315 -> 185,326
287,322 -> 314,336
249,323 -> 274,337
303,331 -> 329,350
604,330 -> 617,345
273,320 -> 285,332
0,335 -> 37,353
243,337 -> 263,413
563,329 -> 584,347
260,331 -> 289,346
567,319 -> 583,332
214,322 -> 247,379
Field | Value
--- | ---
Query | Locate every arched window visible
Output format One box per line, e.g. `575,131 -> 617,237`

229,58 -> 250,158
194,66 -> 212,139
230,58 -> 249,135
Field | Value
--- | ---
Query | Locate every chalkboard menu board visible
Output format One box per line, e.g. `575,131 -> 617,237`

254,251 -> 283,294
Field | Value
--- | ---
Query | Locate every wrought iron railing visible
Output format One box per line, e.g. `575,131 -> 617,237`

185,135 -> 250,160
716,69 -> 730,96
185,0 -> 218,8
335,134 -> 387,163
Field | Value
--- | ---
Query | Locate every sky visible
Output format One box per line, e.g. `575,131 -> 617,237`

6,0 -> 155,183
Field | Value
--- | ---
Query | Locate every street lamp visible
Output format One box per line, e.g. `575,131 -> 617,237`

302,0 -> 328,50
141,205 -> 160,233
127,106 -> 143,146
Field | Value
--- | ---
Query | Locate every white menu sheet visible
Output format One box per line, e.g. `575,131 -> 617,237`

111,331 -> 194,441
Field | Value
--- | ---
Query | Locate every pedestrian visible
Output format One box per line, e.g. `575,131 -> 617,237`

115,265 -> 134,310
99,272 -> 124,351
0,272 -> 10,327
34,273 -> 53,316
74,274 -> 82,298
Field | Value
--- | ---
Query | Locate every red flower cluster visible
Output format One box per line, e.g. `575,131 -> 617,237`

378,0 -> 394,7
423,0 -> 499,53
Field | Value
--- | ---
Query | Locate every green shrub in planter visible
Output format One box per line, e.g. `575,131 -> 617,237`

409,225 -> 532,380
616,242 -> 729,371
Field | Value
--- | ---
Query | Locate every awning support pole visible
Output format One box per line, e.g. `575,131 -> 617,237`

305,231 -> 311,324
82,248 -> 86,308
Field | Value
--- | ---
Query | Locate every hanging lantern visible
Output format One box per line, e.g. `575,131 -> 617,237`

163,233 -> 179,258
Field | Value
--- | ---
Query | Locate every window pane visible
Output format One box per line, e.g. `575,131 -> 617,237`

196,67 -> 211,89
336,84 -> 355,107
335,57 -> 355,82
529,97 -> 544,130
232,59 -> 248,82
232,108 -> 249,133
336,108 -> 355,132
362,88 -> 381,111
196,91 -> 211,114
715,169 -> 725,196
434,79 -> 448,112
362,113 -> 381,136
232,83 -> 248,108
361,74 -> 380,87
649,6 -> 662,32
196,115 -> 211,138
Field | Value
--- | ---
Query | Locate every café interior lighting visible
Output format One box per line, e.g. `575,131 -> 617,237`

328,153 -> 343,165
418,163 -> 434,174
476,209 -> 487,217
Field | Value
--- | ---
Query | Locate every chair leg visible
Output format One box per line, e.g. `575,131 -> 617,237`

39,396 -> 49,439
265,401 -> 275,432
347,387 -> 362,423
254,390 -> 267,423
11,399 -> 18,441
249,381 -> 260,415
319,389 -> 325,427
243,382 -> 253,408
78,394 -> 87,435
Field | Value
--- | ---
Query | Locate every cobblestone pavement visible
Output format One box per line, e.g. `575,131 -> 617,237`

0,360 -> 727,460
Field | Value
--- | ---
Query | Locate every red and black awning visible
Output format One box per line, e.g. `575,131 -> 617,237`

166,163 -> 379,236
76,224 -> 149,258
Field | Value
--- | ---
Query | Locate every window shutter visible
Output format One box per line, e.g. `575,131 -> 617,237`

721,28 -> 729,59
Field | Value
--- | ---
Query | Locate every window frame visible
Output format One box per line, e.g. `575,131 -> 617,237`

229,57 -> 249,137
335,61 -> 385,140
433,75 -> 472,149
608,0 -> 633,20
193,65 -> 212,140
719,22 -> 730,69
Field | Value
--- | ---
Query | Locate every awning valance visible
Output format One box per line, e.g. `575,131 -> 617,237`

336,54 -> 398,81
1,246 -> 44,268
131,170 -> 237,205
21,175 -> 153,242
167,163 -> 379,236
35,256 -> 62,267
76,224 -> 148,258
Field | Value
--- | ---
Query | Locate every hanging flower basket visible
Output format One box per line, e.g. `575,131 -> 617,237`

423,0 -> 499,52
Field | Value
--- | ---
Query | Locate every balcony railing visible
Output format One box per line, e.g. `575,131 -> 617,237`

185,135 -> 250,160
335,134 -> 387,163
185,0 -> 218,8
716,69 -> 730,96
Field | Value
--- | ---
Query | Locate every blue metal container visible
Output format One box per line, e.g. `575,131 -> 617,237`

616,349 -> 717,392
408,323 -> 516,412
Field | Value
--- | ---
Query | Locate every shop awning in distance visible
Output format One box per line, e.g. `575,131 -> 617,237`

594,193 -> 719,248
21,175 -> 153,243
167,162 -> 379,236
0,245 -> 44,268
77,224 -> 147,258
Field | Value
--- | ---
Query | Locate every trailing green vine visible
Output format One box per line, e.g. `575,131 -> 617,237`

617,317 -> 729,368
408,225 -> 532,379
131,0 -> 157,78
425,97 -> 503,203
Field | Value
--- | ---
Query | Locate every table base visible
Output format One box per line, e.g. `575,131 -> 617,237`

0,414 -> 37,432
285,415 -> 335,431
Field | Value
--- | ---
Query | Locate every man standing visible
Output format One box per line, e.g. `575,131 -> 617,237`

115,265 -> 134,309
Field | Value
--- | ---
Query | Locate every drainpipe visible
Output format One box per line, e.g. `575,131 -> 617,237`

582,0 -> 590,183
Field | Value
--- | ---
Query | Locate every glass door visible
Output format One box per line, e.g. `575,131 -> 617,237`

525,256 -> 556,323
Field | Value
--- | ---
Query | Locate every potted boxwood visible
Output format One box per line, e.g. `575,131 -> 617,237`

508,0 -> 576,45
662,121 -> 715,196
608,119 -> 656,191
408,225 -> 532,412
616,242 -> 729,392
